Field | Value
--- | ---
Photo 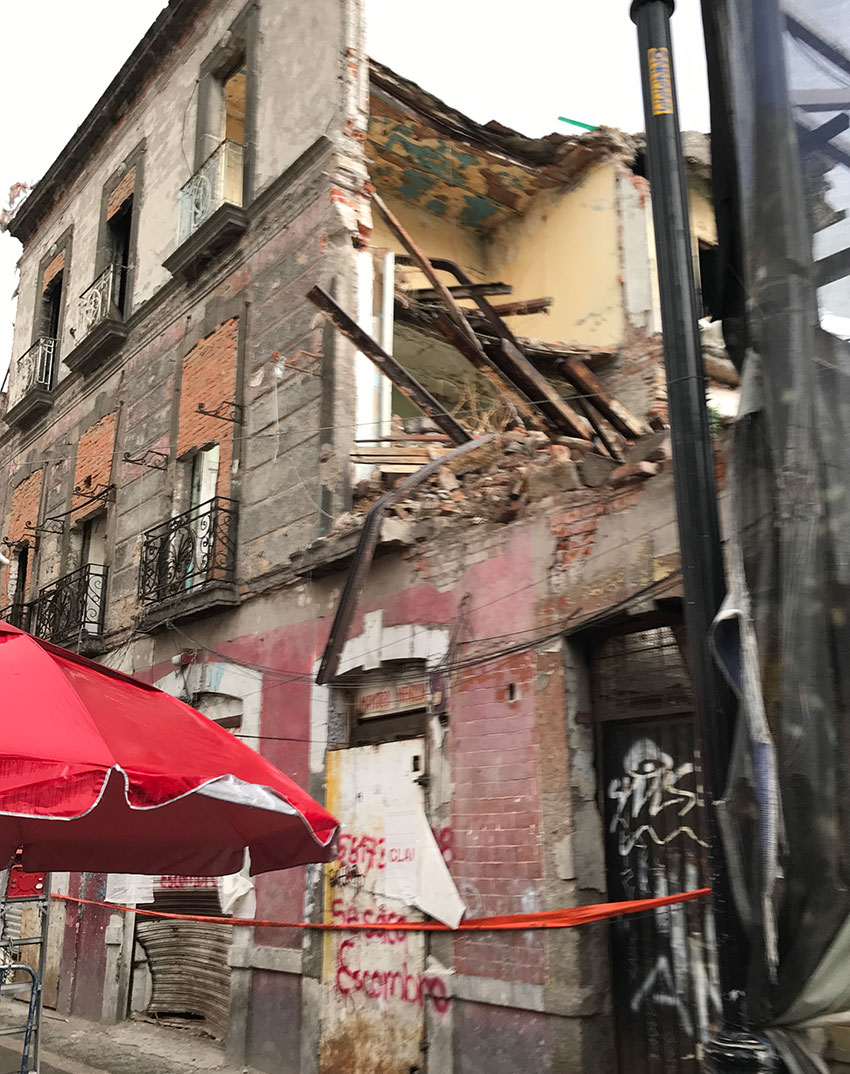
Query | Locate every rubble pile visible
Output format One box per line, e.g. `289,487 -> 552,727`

332,428 -> 671,536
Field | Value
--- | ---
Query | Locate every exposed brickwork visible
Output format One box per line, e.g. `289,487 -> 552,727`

550,483 -> 649,570
2,470 -> 43,601
177,318 -> 238,498
73,413 -> 117,520
451,651 -> 546,985
42,251 -> 65,291
106,167 -> 135,220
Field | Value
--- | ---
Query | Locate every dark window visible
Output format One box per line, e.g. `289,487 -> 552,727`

698,242 -> 722,322
350,709 -> 427,746
107,197 -> 133,315
41,272 -> 63,340
592,624 -> 693,721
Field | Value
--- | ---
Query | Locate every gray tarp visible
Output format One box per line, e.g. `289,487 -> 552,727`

702,0 -> 850,1051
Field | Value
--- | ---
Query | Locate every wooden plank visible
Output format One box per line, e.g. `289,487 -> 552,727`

409,282 -> 513,301
488,297 -> 553,317
560,357 -> 650,439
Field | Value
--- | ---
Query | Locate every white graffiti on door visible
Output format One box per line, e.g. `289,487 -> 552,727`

626,857 -> 722,1045
607,737 -> 708,856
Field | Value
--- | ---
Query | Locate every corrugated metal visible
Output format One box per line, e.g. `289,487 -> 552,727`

135,889 -> 231,1037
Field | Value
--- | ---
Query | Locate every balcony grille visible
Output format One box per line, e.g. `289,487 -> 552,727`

78,264 -> 123,339
139,497 -> 238,604
0,601 -> 32,631
9,338 -> 55,408
33,564 -> 108,644
177,140 -> 244,244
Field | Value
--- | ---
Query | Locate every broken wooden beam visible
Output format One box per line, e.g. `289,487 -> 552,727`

559,357 -> 650,440
307,286 -> 471,445
496,339 -> 592,440
409,282 -> 513,302
488,297 -> 553,317
573,396 -> 622,462
317,434 -> 498,685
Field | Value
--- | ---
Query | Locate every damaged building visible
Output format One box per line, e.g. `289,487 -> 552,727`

0,1 -> 735,1071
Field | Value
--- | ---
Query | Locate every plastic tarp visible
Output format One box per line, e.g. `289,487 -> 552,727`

701,0 -> 850,1051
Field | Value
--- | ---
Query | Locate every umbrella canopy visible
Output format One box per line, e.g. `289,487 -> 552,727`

0,623 -> 338,876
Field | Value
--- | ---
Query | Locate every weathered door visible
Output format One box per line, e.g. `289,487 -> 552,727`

593,624 -> 721,1073
320,739 -> 429,1074
602,717 -> 721,1073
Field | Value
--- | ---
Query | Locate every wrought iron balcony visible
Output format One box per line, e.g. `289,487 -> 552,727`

32,564 -> 108,644
0,601 -> 31,631
138,497 -> 238,605
8,337 -> 55,409
177,140 -> 244,244
78,264 -> 123,339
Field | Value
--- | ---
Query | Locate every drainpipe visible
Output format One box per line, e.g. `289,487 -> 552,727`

629,3 -> 776,1070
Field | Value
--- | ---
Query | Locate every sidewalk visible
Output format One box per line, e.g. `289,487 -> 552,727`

0,1009 -> 248,1074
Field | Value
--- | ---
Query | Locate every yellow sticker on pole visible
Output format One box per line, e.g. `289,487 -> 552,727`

648,47 -> 674,116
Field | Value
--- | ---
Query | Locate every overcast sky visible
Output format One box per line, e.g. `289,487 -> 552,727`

0,0 -> 710,377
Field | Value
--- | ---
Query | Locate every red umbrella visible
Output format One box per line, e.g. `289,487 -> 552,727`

0,623 -> 338,875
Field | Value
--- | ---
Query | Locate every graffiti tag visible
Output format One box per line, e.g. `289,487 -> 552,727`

336,939 -> 449,1013
607,737 -> 708,856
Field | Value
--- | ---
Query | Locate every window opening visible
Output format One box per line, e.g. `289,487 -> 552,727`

354,249 -> 395,479
222,64 -> 246,208
347,670 -> 429,746
107,197 -> 133,315
80,515 -> 108,634
698,242 -> 722,322
184,444 -> 221,593
10,545 -> 29,607
41,272 -> 63,341
190,444 -> 220,509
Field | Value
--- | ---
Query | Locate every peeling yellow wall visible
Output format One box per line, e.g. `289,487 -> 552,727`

371,166 -> 715,355
484,162 -> 624,350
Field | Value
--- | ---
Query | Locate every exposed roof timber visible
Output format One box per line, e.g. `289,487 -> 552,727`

369,59 -> 635,175
368,60 -> 634,231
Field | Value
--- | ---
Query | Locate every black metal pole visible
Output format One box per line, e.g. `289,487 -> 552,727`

629,3 -> 776,1069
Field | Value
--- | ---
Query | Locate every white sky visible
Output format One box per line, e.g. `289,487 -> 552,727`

0,0 -> 709,378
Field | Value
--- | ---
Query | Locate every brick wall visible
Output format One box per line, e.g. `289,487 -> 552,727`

2,470 -> 44,602
106,167 -> 135,220
451,650 -> 546,985
42,251 -> 65,291
73,413 -> 117,520
550,484 -> 649,571
177,318 -> 238,498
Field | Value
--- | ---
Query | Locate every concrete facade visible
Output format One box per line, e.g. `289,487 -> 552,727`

1,4 -> 731,1072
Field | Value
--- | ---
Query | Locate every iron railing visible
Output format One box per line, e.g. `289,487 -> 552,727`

8,338 -> 55,408
78,264 -> 123,338
138,497 -> 238,604
0,601 -> 31,631
177,140 -> 244,244
32,564 -> 108,644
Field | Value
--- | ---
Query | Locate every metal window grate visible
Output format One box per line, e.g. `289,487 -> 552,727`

593,625 -> 693,721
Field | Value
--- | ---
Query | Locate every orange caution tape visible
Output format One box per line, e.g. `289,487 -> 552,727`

53,888 -> 710,932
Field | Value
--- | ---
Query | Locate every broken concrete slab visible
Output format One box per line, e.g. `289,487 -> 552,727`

624,430 -> 669,464
526,460 -> 580,500
579,453 -> 618,488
